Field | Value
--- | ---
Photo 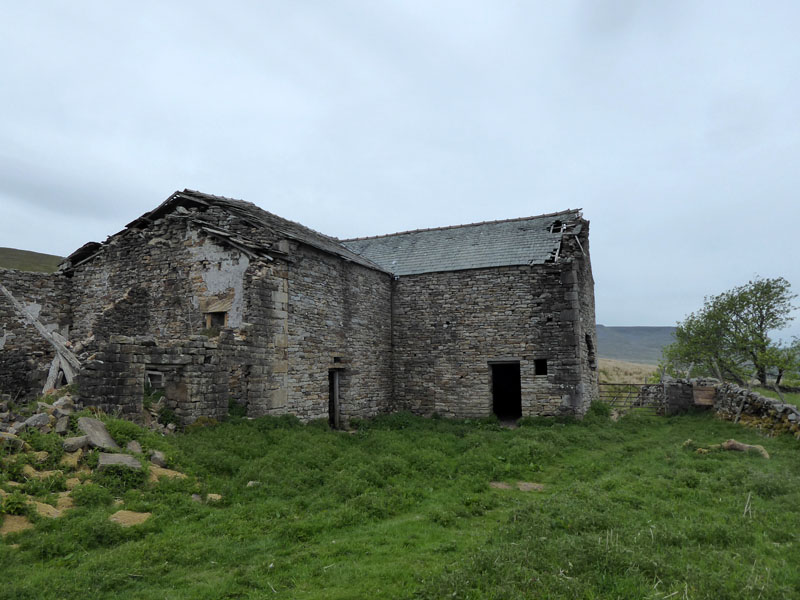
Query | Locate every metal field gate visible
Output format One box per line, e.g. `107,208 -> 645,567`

597,382 -> 663,415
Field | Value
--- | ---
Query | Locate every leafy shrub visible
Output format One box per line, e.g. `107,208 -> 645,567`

158,406 -> 178,426
0,490 -> 30,515
23,473 -> 66,497
104,418 -> 143,447
20,430 -> 64,468
254,414 -> 301,431
586,401 -> 612,419
185,416 -> 219,433
94,464 -> 147,494
71,483 -> 113,507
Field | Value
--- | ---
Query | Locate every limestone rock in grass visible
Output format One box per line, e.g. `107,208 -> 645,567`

77,417 -> 119,450
0,412 -> 10,423
148,465 -> 186,483
516,482 -> 545,492
126,440 -> 143,454
246,480 -> 262,488
0,432 -> 24,451
53,406 -> 73,419
97,453 -> 142,471
60,449 -> 83,469
55,415 -> 70,435
109,510 -> 151,527
32,501 -> 61,518
150,450 -> 167,468
37,402 -> 54,414
24,413 -> 50,429
489,481 -> 512,490
63,435 -> 89,452
52,396 -> 73,409
206,493 -> 223,502
65,478 -> 82,490
0,488 -> 6,497
0,515 -> 34,536
33,451 -> 49,464
191,494 -> 202,503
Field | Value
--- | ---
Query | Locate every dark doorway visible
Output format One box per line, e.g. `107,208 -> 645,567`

328,370 -> 340,429
491,362 -> 521,419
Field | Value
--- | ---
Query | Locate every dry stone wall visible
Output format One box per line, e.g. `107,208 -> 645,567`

714,383 -> 800,437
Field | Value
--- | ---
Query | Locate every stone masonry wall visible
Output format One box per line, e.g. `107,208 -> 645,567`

0,268 -> 71,399
283,243 -> 393,424
78,334 -> 229,423
69,215 -> 249,345
571,225 -> 599,411
392,263 -> 590,419
714,383 -> 800,438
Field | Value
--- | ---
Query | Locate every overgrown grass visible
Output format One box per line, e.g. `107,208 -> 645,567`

1,410 -> 799,599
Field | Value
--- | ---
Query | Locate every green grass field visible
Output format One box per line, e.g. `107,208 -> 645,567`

0,247 -> 63,273
2,408 -> 799,599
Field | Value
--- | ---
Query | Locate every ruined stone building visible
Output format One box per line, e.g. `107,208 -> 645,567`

0,190 -> 598,425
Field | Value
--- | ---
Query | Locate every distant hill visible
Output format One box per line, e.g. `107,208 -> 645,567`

0,247 -> 63,273
596,325 -> 676,365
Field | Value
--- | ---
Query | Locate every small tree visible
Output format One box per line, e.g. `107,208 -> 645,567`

662,277 -> 797,386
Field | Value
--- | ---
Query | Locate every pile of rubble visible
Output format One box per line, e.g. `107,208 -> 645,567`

0,392 -> 177,437
0,399 -> 212,540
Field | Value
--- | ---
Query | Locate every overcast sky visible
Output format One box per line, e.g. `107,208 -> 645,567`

1,1 -> 798,338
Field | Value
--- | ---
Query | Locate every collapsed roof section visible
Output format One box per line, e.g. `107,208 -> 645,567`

60,189 -> 387,274
341,209 -> 584,276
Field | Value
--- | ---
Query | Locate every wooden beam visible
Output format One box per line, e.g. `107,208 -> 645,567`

0,282 -> 81,372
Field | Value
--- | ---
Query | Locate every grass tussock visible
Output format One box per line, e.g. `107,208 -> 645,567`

1,408 -> 799,599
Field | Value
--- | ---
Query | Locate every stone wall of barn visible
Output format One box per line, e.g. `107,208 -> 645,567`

279,243 -> 394,424
0,268 -> 71,399
570,223 -> 600,413
391,261 -> 595,419
68,217 -> 251,345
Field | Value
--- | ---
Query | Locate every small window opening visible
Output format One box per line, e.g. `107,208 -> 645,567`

205,312 -> 227,329
146,371 -> 164,389
549,220 -> 565,234
534,359 -> 548,376
333,356 -> 342,364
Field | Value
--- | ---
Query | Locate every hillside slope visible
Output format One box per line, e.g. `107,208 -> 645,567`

0,247 -> 63,273
596,325 -> 675,364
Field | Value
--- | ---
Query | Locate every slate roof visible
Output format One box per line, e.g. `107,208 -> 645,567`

341,210 -> 582,276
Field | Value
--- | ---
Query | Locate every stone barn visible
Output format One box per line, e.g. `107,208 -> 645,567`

0,189 -> 598,425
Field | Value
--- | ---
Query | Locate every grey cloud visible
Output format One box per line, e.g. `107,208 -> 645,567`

0,1 -> 798,337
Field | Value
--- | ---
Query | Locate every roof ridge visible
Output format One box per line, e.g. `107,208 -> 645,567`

178,189 -> 389,273
180,189 -> 344,245
340,208 -> 581,242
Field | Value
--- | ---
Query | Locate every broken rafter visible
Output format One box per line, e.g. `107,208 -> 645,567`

0,282 -> 81,374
